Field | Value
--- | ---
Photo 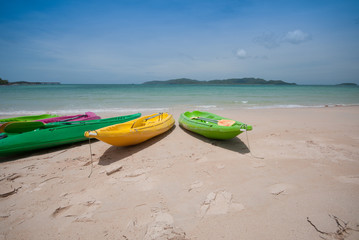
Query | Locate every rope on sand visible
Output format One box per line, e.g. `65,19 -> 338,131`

88,138 -> 94,178
244,126 -> 264,159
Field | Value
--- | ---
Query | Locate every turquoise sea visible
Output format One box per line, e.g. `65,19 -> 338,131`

0,84 -> 359,116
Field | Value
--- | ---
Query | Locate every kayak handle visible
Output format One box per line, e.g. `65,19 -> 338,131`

88,131 -> 98,136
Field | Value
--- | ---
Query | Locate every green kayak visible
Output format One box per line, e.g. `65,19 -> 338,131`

179,111 -> 252,140
0,113 -> 141,156
0,114 -> 59,123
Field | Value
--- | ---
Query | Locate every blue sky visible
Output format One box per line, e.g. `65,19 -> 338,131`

0,0 -> 358,84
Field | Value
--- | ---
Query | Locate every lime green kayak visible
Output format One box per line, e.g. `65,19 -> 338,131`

179,111 -> 252,140
0,113 -> 141,156
0,114 -> 59,123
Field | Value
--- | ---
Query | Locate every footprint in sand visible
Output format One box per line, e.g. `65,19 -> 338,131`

52,200 -> 101,222
268,183 -> 293,196
200,191 -> 245,217
122,168 -> 152,182
143,212 -> 188,240
52,205 -> 72,217
188,181 -> 203,192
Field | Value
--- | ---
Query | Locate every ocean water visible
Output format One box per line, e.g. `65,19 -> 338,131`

0,84 -> 358,116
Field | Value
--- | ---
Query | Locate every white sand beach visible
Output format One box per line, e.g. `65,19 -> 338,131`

1,106 -> 359,239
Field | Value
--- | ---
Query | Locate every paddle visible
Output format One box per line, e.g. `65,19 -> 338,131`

191,117 -> 236,127
191,117 -> 218,124
145,112 -> 163,121
60,114 -> 87,122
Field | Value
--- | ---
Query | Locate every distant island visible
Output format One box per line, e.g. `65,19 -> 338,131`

336,83 -> 358,86
0,78 -> 60,85
143,78 -> 297,85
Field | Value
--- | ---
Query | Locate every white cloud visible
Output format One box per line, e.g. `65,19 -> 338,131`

236,49 -> 247,59
283,30 -> 311,44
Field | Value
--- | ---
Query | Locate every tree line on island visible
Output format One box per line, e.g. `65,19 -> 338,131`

143,78 -> 297,85
0,78 -> 9,85
0,78 -> 60,85
143,78 -> 358,86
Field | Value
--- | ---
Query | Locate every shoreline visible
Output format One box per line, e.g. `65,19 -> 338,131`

2,104 -> 359,119
0,106 -> 358,239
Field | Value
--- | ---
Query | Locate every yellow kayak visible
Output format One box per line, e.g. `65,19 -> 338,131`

84,112 -> 175,146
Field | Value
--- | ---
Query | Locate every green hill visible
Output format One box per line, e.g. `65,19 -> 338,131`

336,83 -> 357,86
143,77 -> 296,85
0,78 -> 60,85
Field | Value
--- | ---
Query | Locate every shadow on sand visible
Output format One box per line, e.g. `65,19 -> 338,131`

0,140 -> 92,162
98,125 -> 176,166
179,126 -> 250,155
